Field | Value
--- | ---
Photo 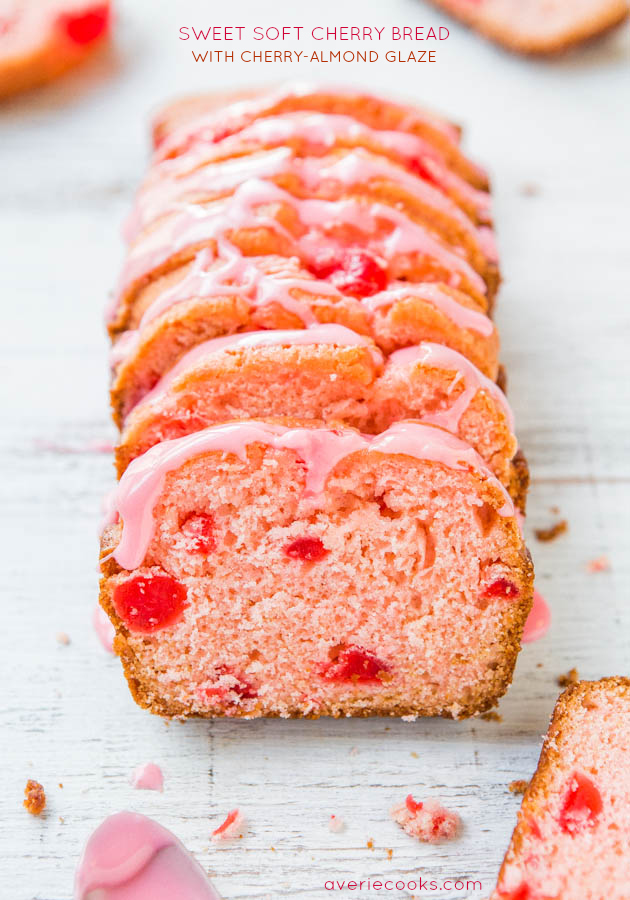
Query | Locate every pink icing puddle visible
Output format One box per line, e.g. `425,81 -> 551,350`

521,590 -> 551,643
130,763 -> 164,792
93,605 -> 116,654
74,811 -> 222,899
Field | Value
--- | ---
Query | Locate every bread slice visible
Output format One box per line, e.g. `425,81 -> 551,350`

110,179 -> 493,338
125,146 -> 497,287
108,247 -> 499,424
143,110 -> 492,225
114,327 -> 523,510
426,0 -> 628,55
99,419 -> 533,719
492,677 -> 630,898
0,1 -> 110,99
151,84 -> 487,189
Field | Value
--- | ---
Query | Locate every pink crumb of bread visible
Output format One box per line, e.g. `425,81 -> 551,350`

586,555 -> 610,573
328,814 -> 345,833
211,809 -> 245,843
390,794 -> 459,842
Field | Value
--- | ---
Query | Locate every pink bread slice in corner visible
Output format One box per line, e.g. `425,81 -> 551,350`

99,419 -> 533,720
425,0 -> 629,56
0,1 -> 111,100
492,677 -> 630,899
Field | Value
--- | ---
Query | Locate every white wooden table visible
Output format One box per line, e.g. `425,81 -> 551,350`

1,2 -> 628,897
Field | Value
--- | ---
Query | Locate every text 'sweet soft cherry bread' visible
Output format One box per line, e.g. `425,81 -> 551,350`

100,84 -> 534,719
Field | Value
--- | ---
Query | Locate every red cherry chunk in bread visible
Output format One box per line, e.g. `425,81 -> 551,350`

321,645 -> 390,683
483,577 -> 520,599
497,885 -> 534,900
284,537 -> 329,561
57,3 -> 110,45
181,513 -> 216,553
558,772 -> 603,835
408,156 -> 439,187
212,809 -> 239,838
405,794 -> 423,815
113,574 -> 187,634
308,248 -> 388,298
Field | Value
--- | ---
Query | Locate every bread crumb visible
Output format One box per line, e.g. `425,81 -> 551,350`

58,783 -> 63,789
535,520 -> 568,542
386,847 -> 393,860
328,814 -> 345,833
24,780 -> 46,815
508,780 -> 529,795
481,710 -> 502,722
391,795 -> 459,843
410,751 -> 419,758
367,838 -> 374,850
557,667 -> 579,687
211,809 -> 246,844
587,555 -> 610,573
56,632 -> 70,645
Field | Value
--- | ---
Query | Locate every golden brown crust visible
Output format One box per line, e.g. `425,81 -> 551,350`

509,449 -> 530,515
494,677 -> 630,890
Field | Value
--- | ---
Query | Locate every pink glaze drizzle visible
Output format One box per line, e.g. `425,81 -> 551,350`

363,283 -> 493,336
130,763 -> 164,792
93,604 -> 115,654
104,420 -> 514,571
74,811 -> 221,899
151,111 -> 490,219
139,324 -> 383,409
522,589 -> 551,643
388,342 -> 514,432
127,145 -> 486,250
111,178 -> 486,320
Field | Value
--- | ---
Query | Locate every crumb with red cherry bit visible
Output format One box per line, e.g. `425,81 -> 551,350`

23,780 -> 46,815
